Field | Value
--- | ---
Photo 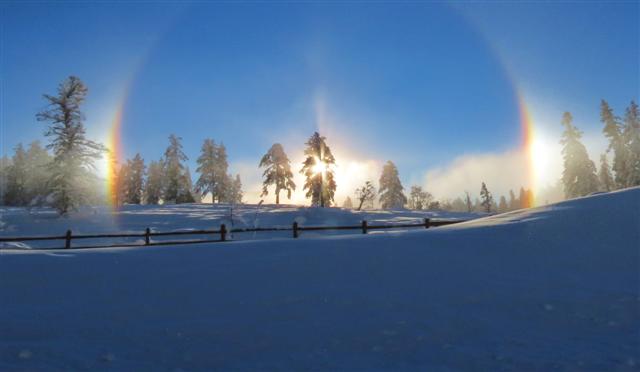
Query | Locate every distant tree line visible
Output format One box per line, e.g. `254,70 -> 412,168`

2,77 -> 638,214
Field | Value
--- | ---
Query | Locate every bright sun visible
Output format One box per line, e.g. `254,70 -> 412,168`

313,158 -> 327,175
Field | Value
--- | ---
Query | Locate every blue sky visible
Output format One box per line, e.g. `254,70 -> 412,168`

1,1 -> 638,203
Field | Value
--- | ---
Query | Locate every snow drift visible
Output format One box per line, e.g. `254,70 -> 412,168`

1,188 -> 639,370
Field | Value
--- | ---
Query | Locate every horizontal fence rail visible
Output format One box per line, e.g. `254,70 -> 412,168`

0,218 -> 467,250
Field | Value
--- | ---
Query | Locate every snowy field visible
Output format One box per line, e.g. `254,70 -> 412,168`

1,188 -> 639,370
0,204 -> 480,249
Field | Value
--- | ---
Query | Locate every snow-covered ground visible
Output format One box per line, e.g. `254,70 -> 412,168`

0,204 -> 480,249
1,188 -> 639,370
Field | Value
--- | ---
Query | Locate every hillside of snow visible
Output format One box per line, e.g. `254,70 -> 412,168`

1,188 -> 639,370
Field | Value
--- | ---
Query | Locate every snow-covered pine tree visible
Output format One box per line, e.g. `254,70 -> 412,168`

115,162 -> 130,206
4,144 -> 28,206
480,182 -> 493,213
36,76 -> 106,214
0,156 -> 11,205
145,160 -> 163,204
223,174 -> 243,204
259,143 -> 296,204
176,167 -> 196,203
518,187 -> 529,209
196,139 -> 224,204
622,100 -> 640,186
300,132 -> 336,207
464,191 -> 473,212
162,135 -> 188,204
508,189 -> 517,211
378,161 -> 407,209
498,195 -> 508,212
342,196 -> 353,209
598,154 -> 615,192
124,153 -> 145,204
601,100 -> 628,188
560,112 -> 599,198
355,181 -> 376,211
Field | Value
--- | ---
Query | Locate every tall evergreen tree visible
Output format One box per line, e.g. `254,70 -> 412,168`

598,154 -> 615,192
622,100 -> 640,186
0,156 -> 11,205
4,144 -> 29,206
464,191 -> 473,212
355,181 -> 376,211
378,161 -> 407,209
259,143 -> 296,204
498,195 -> 508,212
162,134 -> 189,203
300,132 -> 336,207
195,139 -> 219,204
480,182 -> 494,213
115,162 -> 130,206
223,174 -> 243,204
601,100 -> 628,188
176,167 -> 196,203
342,196 -> 353,209
560,112 -> 599,198
36,76 -> 106,214
145,160 -> 163,205
124,153 -> 145,204
508,189 -> 517,210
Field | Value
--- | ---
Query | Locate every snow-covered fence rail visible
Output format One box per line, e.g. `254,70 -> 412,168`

0,218 -> 466,250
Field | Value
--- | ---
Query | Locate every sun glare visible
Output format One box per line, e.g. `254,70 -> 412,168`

313,158 -> 327,175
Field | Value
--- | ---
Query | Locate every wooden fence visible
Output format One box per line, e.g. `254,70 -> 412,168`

0,218 -> 466,250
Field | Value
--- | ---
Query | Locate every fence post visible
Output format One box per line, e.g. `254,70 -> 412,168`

293,222 -> 299,238
145,228 -> 151,245
424,218 -> 430,229
362,220 -> 368,234
220,224 -> 227,242
65,229 -> 72,249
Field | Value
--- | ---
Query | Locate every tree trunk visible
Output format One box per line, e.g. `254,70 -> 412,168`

276,190 -> 280,205
357,198 -> 364,211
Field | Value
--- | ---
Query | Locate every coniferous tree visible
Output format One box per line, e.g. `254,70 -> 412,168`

560,112 -> 599,198
622,100 -> 640,186
518,187 -> 528,209
0,156 -> 11,205
176,167 -> 196,203
213,143 -> 230,202
259,143 -> 296,204
378,161 -> 407,209
480,182 -> 493,213
300,132 -> 336,207
145,160 -> 163,204
36,76 -> 106,214
222,174 -> 243,204
598,154 -> 615,192
124,153 -> 145,204
601,100 -> 628,188
162,134 -> 189,203
408,185 -> 432,210
464,191 -> 473,212
508,189 -> 517,210
498,195 -> 508,212
342,196 -> 353,209
195,139 -> 216,203
115,162 -> 130,206
4,144 -> 29,206
355,181 -> 376,211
